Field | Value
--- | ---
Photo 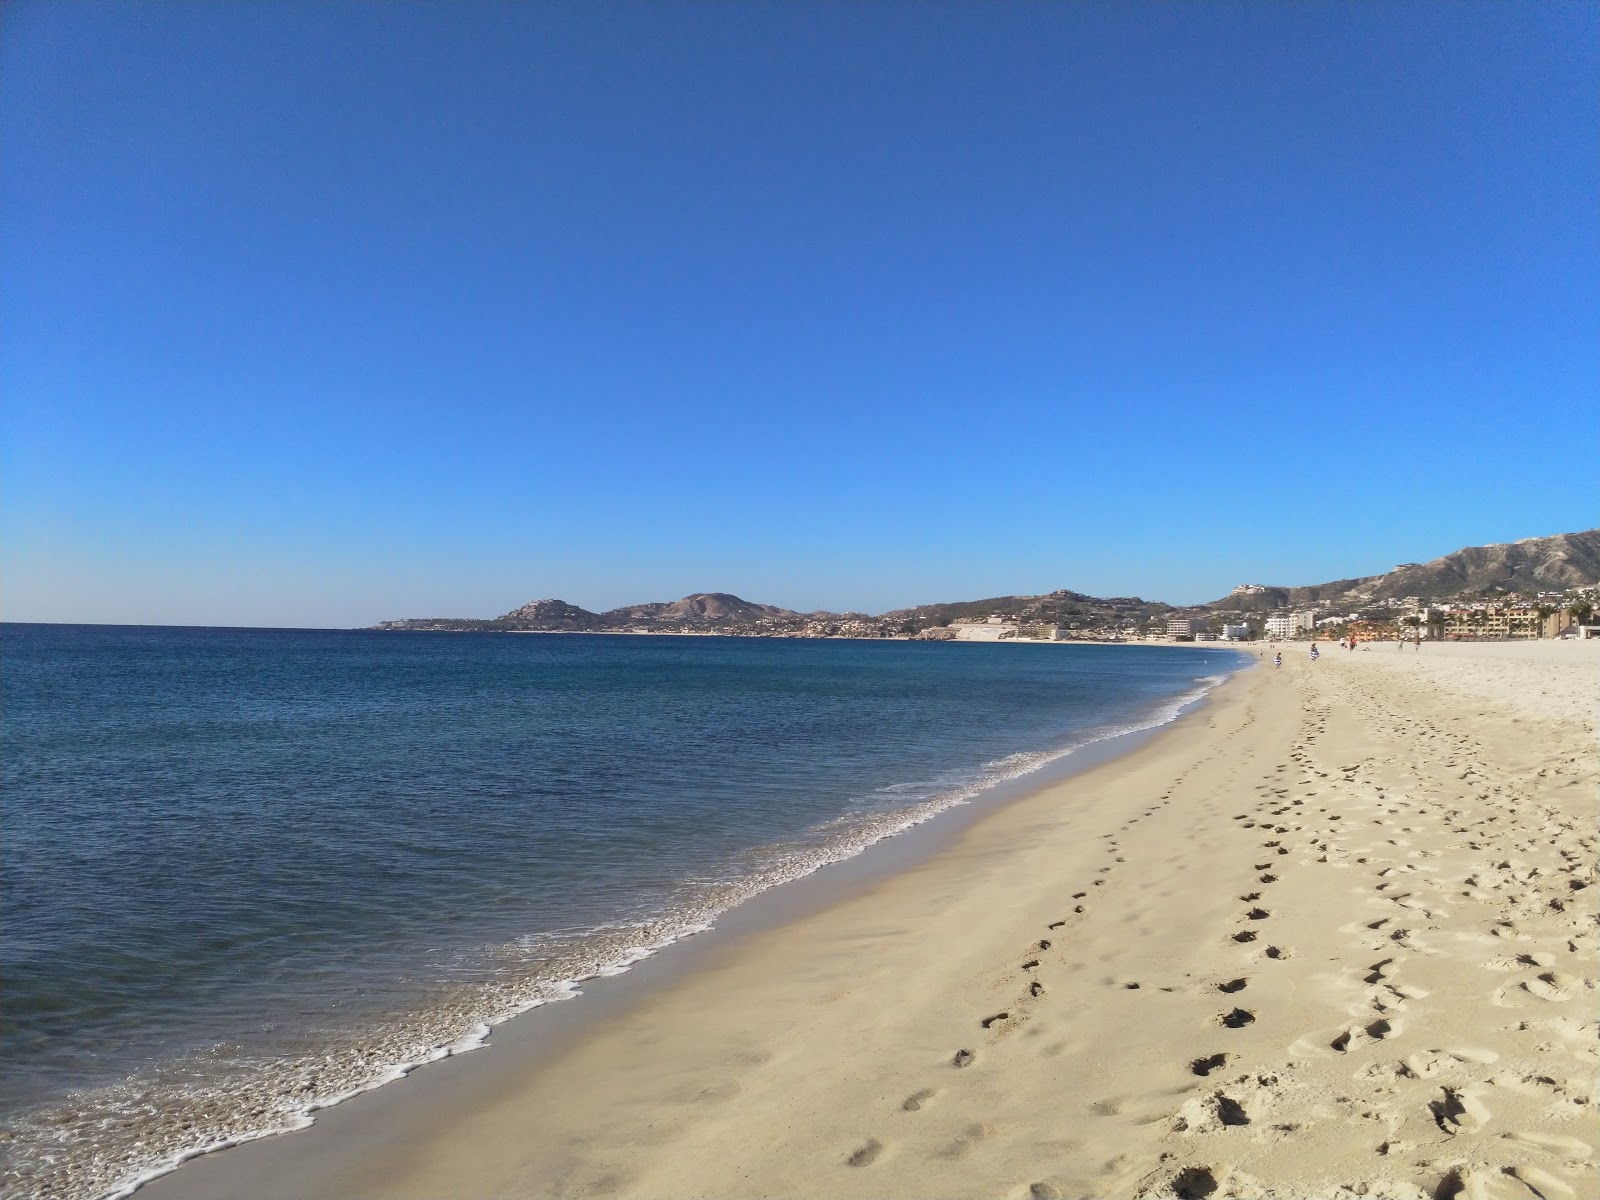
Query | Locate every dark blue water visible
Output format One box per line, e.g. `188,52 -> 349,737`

1,624 -> 1246,1198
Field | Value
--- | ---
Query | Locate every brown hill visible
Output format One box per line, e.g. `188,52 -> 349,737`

1209,529 -> 1600,612
602,592 -> 804,625
495,599 -> 607,630
373,530 -> 1599,633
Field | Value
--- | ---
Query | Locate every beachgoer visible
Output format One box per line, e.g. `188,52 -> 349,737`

1273,652 -> 1281,669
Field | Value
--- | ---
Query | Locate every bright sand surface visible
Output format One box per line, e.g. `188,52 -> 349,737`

143,640 -> 1597,1200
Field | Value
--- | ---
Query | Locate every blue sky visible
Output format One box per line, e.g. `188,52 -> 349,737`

3,1 -> 1596,626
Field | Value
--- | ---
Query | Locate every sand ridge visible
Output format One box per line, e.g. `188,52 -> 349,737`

138,641 -> 1598,1200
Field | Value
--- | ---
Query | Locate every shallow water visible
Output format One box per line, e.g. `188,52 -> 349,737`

1,625 -> 1246,1198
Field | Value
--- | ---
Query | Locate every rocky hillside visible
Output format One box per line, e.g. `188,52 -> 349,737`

601,593 -> 803,625
498,599 -> 608,630
374,598 -> 607,632
1209,529 -> 1600,613
881,589 -> 1171,630
376,592 -> 811,633
373,529 -> 1600,635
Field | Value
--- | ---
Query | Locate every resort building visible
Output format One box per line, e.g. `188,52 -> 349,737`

1429,605 -> 1575,640
1348,620 -> 1400,643
1264,610 -> 1317,640
1165,617 -> 1200,641
1220,624 -> 1251,641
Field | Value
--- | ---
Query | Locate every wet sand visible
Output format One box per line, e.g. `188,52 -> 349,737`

143,640 -> 1598,1200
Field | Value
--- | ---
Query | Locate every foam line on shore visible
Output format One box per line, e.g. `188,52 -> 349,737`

95,659 -> 1249,1200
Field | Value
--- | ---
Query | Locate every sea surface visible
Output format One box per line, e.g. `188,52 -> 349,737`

1,625 -> 1248,1198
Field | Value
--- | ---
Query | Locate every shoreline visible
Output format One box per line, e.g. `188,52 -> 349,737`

116,650 -> 1252,1200
140,641 -> 1598,1199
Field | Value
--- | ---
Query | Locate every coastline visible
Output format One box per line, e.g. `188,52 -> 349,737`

98,644 -> 1249,1200
138,641 -> 1597,1199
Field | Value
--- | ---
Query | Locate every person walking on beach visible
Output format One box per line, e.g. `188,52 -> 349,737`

1273,652 -> 1282,669
1309,643 -> 1320,661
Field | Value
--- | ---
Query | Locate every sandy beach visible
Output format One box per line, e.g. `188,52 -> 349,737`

145,639 -> 1598,1200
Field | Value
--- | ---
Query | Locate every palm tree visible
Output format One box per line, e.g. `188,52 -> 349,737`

1569,600 -> 1594,624
1426,608 -> 1448,640
1535,604 -> 1555,638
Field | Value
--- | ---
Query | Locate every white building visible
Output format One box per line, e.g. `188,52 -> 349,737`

1220,624 -> 1250,641
1166,617 -> 1200,640
1265,610 -> 1317,640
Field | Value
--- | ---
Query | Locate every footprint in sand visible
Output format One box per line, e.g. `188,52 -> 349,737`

936,1123 -> 994,1160
1140,1165 -> 1222,1199
1494,972 -> 1587,1007
902,1088 -> 936,1111
1429,1084 -> 1491,1136
1362,958 -> 1394,984
1189,1053 -> 1228,1077
1324,1018 -> 1401,1053
952,1048 -> 975,1068
1501,1164 -> 1585,1200
1499,1129 -> 1595,1165
846,1138 -> 883,1167
1171,1090 -> 1250,1133
1219,1008 -> 1256,1029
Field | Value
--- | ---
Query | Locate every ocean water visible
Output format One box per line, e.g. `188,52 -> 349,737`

1,625 -> 1248,1198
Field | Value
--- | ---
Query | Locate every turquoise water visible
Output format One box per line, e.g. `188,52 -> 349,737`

1,625 -> 1247,1198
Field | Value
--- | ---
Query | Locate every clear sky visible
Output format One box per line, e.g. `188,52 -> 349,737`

3,1 -> 1596,626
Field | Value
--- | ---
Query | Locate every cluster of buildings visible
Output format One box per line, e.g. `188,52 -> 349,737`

1411,601 -> 1582,641
1158,589 -> 1598,644
1250,598 -> 1591,643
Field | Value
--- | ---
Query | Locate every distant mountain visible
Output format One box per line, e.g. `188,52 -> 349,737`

602,592 -> 804,625
1208,529 -> 1600,613
373,597 -> 607,632
372,529 -> 1600,636
375,592 -> 813,634
881,589 -> 1170,629
498,599 -> 608,630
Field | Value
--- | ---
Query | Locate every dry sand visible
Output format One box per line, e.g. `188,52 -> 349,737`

145,640 -> 1598,1200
